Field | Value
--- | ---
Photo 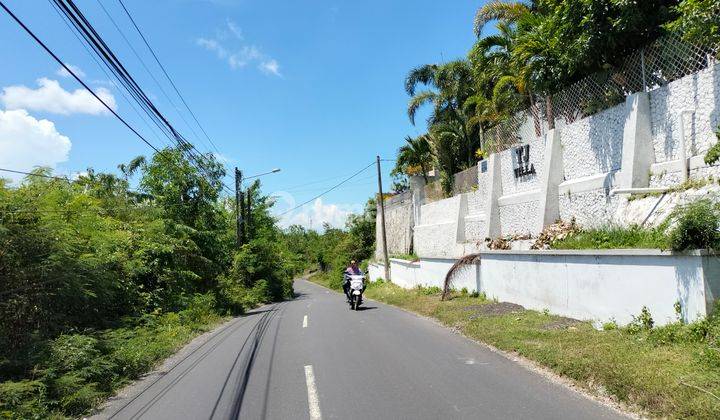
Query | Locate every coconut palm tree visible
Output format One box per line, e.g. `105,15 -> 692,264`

474,0 -> 532,37
405,60 -> 475,126
394,134 -> 433,183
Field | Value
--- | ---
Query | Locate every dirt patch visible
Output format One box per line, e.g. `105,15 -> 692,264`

542,317 -> 583,330
464,302 -> 525,318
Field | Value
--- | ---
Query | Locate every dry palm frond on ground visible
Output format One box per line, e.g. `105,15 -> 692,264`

442,253 -> 481,300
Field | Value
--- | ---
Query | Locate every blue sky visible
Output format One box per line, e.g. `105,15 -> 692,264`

0,0 -> 482,229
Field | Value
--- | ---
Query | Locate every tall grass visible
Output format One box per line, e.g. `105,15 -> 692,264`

0,294 -> 224,419
551,224 -> 670,249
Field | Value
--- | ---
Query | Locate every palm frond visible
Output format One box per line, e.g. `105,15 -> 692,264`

474,0 -> 530,36
407,90 -> 437,125
405,64 -> 438,96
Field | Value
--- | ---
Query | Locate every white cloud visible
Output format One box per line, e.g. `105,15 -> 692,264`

226,20 -> 243,40
0,109 -> 71,184
56,64 -> 86,78
228,45 -> 263,69
196,37 -> 228,58
273,193 -> 361,230
196,23 -> 281,77
0,78 -> 116,116
259,59 -> 281,76
212,152 -> 233,164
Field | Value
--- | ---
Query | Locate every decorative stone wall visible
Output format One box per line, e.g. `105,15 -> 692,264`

499,136 -> 544,195
413,195 -> 461,259
463,190 -> 486,243
650,63 -> 720,163
379,62 -> 720,259
499,200 -> 540,235
560,105 -> 625,180
558,188 -> 624,228
375,191 -> 413,260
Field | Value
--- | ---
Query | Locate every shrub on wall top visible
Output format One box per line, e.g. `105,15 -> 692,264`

669,199 -> 720,250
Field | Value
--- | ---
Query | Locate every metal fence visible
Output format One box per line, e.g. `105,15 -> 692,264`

452,165 -> 478,195
483,32 -> 719,152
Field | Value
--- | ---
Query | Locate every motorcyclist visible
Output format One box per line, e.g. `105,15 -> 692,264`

343,260 -> 363,301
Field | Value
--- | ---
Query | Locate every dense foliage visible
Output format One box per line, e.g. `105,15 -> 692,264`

283,198 -> 377,290
393,0 -> 717,194
0,147 -> 296,417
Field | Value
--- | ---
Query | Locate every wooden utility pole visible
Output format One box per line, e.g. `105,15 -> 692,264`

245,183 -> 252,240
235,167 -> 245,246
376,155 -> 391,281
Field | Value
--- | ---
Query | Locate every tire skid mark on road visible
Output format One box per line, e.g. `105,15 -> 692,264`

259,305 -> 283,420
210,301 -> 287,420
107,314 -> 257,420
129,306 -> 281,420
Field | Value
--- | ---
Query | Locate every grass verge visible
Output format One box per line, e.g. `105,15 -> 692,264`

308,274 -> 720,418
0,294 -> 227,419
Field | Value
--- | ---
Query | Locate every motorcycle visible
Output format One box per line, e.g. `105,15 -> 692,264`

345,274 -> 365,311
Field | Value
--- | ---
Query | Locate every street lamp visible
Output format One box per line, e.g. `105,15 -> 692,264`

244,168 -> 281,180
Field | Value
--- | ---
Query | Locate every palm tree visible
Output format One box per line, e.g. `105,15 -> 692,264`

428,119 -> 474,194
474,0 -> 532,37
405,60 -> 475,126
395,135 -> 433,182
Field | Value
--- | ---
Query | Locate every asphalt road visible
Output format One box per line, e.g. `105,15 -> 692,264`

97,279 -> 626,420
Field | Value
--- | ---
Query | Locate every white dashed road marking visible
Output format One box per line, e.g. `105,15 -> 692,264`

304,365 -> 322,420
303,315 -> 308,328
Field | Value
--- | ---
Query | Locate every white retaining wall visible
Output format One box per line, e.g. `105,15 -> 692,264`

395,60 -> 720,260
370,250 -> 720,326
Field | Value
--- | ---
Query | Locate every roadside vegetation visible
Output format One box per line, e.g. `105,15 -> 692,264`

389,253 -> 420,262
0,147 -> 296,418
542,199 -> 720,251
353,281 -> 720,418
291,199 -> 377,291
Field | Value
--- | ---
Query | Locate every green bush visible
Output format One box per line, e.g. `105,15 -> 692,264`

415,285 -> 442,295
668,199 -> 720,250
552,224 -> 670,249
49,335 -> 100,373
667,0 -> 720,47
0,380 -> 47,418
704,136 -> 720,165
53,373 -> 102,415
626,306 -> 655,334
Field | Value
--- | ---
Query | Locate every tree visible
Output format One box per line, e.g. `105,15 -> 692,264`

666,0 -> 720,47
392,134 -> 433,182
404,60 -> 481,190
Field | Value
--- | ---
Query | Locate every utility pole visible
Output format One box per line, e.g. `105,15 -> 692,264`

376,155 -> 391,281
245,183 -> 252,240
235,167 -> 245,246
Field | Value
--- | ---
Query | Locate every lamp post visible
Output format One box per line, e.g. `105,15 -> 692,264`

235,167 -> 281,246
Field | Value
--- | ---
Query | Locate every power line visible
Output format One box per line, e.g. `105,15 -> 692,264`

281,175 -> 376,194
281,172 -> 374,192
46,0 -> 174,150
0,168 -> 69,181
1,0 -> 232,195
95,0 -> 211,154
276,162 -> 375,217
0,0 -> 163,153
115,0 -> 222,155
48,0 -> 218,183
